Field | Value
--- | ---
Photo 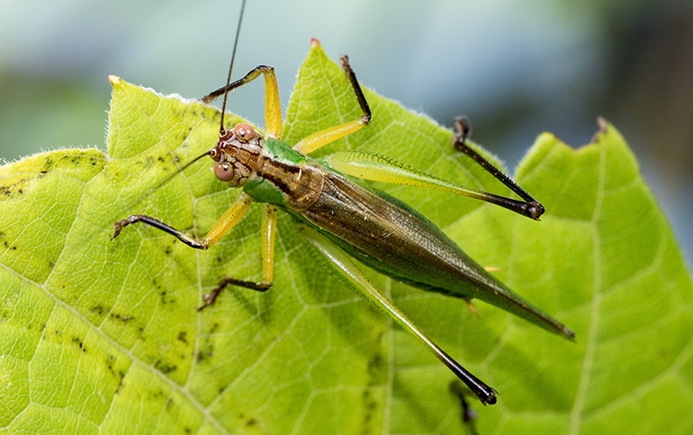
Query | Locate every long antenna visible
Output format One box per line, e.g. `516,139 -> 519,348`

219,0 -> 247,133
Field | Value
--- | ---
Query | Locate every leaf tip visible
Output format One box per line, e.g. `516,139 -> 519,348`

309,38 -> 327,58
590,116 -> 612,144
108,75 -> 122,87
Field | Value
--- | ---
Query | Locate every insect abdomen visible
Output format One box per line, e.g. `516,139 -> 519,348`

298,169 -> 573,338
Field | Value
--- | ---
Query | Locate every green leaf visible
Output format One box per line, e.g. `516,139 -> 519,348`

1,42 -> 692,434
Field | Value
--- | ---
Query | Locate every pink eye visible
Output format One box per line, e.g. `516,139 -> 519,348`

214,162 -> 235,182
234,123 -> 255,141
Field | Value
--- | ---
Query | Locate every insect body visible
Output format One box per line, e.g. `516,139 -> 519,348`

113,42 -> 573,405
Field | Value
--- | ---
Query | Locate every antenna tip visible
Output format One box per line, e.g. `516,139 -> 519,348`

311,38 -> 322,47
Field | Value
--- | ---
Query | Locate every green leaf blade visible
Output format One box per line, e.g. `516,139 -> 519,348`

0,43 -> 691,434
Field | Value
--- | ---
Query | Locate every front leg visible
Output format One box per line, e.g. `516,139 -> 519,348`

112,192 -> 254,249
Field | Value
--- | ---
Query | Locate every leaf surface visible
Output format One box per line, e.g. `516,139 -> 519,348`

1,43 -> 691,434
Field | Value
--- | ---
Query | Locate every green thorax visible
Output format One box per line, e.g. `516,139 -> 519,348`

242,137 -> 324,212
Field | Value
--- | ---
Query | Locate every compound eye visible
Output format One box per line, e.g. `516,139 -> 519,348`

234,123 -> 255,141
214,162 -> 235,182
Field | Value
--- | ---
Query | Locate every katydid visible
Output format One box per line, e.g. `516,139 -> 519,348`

112,2 -> 573,406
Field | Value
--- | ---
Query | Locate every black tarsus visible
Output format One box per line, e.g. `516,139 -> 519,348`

435,345 -> 497,405
112,215 -> 206,249
339,55 -> 371,125
201,65 -> 275,104
452,116 -> 545,220
198,277 -> 270,311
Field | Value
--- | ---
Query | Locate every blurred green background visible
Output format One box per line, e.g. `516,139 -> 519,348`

1,0 -> 691,258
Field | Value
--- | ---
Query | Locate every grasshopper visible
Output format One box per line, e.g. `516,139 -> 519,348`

112,1 -> 573,406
